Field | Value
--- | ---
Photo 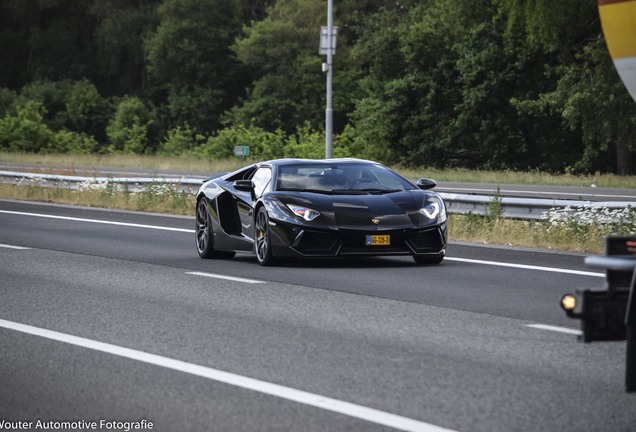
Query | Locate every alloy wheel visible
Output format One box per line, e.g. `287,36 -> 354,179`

196,200 -> 209,255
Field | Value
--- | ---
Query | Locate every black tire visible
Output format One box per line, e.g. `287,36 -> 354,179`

254,206 -> 278,266
196,199 -> 235,259
413,254 -> 444,265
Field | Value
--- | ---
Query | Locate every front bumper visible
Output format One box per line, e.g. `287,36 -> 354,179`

269,219 -> 447,259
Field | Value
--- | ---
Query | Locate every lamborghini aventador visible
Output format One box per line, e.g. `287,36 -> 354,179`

195,158 -> 447,265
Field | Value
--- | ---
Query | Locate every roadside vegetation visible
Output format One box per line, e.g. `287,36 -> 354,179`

1,1 -> 636,177
4,152 -> 636,188
0,181 -> 194,215
449,209 -> 636,254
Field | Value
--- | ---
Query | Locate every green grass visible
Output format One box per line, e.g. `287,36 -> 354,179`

397,166 -> 636,188
448,214 -> 611,254
0,152 -> 253,176
2,151 -> 636,187
0,183 -> 195,215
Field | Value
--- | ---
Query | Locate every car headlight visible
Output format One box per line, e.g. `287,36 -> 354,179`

419,198 -> 446,222
286,204 -> 321,221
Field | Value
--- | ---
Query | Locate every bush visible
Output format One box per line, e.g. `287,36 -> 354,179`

11,80 -> 110,150
64,80 -> 110,141
50,130 -> 100,154
157,123 -> 205,156
284,123 -> 324,159
196,125 -> 286,160
18,80 -> 72,131
331,123 -> 389,162
0,101 -> 55,152
332,125 -> 357,159
106,96 -> 153,153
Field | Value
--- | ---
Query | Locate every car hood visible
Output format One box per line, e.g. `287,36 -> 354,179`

271,190 -> 438,230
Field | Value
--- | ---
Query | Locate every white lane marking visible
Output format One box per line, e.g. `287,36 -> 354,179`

186,271 -> 266,284
445,257 -> 604,278
0,243 -> 30,250
0,210 -> 194,233
527,324 -> 583,336
0,209 -> 605,279
0,319 -> 457,432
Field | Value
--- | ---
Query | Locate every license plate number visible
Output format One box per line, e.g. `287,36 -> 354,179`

366,235 -> 390,246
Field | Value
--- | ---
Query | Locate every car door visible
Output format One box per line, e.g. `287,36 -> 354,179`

237,166 -> 272,241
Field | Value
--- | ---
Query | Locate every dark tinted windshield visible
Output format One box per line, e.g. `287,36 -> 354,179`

276,163 -> 415,193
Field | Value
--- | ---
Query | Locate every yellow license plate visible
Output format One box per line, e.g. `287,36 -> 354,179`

365,235 -> 390,246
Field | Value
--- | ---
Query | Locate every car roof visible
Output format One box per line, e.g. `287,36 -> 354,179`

262,158 -> 379,167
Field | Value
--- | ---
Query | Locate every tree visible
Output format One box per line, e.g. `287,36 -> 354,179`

106,96 -> 153,154
146,0 -> 247,135
0,0 -> 97,84
239,0 -> 276,22
64,80 -> 110,142
228,0 -> 325,133
89,0 -> 160,97
349,1 -> 526,168
499,0 -> 636,174
228,0 -> 369,135
16,79 -> 110,143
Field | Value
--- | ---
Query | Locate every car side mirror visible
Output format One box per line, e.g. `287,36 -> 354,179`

233,180 -> 255,192
416,178 -> 437,190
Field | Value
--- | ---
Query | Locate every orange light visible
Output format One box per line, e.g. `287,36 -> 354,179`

561,294 -> 577,311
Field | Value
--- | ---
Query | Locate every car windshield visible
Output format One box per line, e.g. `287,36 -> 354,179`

276,163 -> 415,193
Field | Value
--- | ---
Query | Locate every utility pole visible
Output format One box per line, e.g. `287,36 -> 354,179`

320,0 -> 336,159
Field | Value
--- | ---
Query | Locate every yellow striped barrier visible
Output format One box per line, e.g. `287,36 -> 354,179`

599,0 -> 636,102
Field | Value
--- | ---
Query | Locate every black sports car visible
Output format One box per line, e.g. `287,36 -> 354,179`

195,158 -> 447,265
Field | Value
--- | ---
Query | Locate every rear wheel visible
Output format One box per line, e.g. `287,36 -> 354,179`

196,199 -> 235,259
254,206 -> 277,266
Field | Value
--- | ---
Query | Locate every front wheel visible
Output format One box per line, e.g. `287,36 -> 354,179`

254,206 -> 278,266
196,199 -> 235,259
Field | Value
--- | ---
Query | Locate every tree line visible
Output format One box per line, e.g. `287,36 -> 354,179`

0,0 -> 634,174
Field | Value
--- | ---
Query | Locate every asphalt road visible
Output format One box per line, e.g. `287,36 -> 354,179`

1,199 -> 634,432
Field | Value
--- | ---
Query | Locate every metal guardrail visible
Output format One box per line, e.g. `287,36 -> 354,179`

0,170 -> 634,220
439,191 -> 634,220
0,170 -> 204,187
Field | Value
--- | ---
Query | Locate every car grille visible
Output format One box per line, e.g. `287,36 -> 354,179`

290,226 -> 445,256
408,227 -> 445,252
294,230 -> 338,252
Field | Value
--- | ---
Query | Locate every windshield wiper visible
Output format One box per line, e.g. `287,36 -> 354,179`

278,188 -> 333,195
330,189 -> 366,195
360,188 -> 402,194
330,188 -> 402,195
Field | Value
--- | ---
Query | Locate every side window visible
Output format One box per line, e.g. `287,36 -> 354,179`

251,167 -> 272,198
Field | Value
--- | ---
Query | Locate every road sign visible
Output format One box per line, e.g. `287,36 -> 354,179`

233,146 -> 250,157
319,26 -> 337,56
